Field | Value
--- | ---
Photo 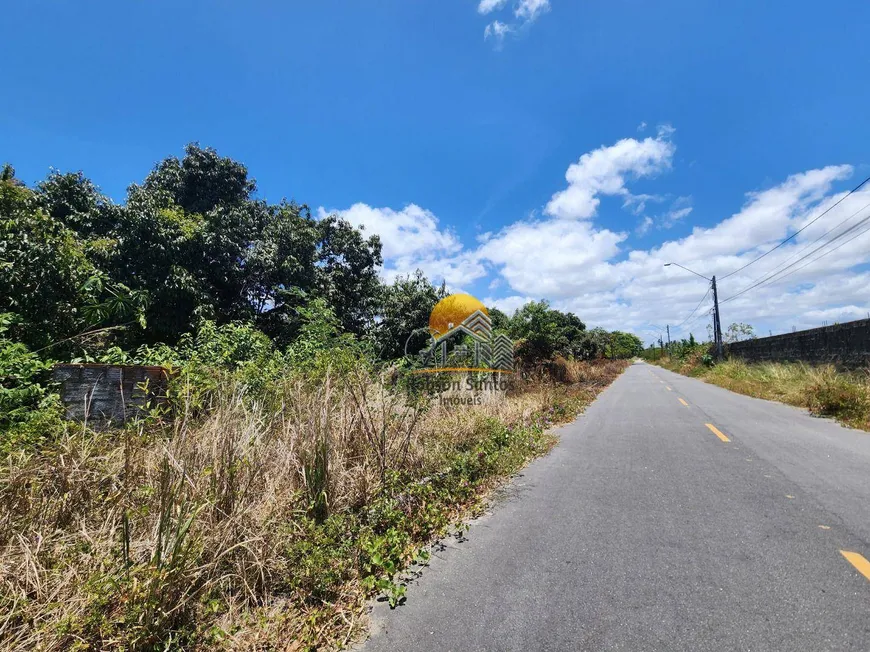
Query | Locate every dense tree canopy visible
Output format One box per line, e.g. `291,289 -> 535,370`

373,270 -> 446,360
506,301 -> 634,364
2,145 -> 383,350
1,169 -> 137,350
1,145 -> 643,366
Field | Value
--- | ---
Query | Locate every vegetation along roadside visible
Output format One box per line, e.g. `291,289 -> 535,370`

0,145 -> 637,650
647,345 -> 870,432
0,334 -> 628,650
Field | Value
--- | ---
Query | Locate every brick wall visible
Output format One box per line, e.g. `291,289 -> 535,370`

726,318 -> 870,368
51,364 -> 170,424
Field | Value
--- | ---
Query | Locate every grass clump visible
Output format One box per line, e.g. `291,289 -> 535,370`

806,368 -> 870,424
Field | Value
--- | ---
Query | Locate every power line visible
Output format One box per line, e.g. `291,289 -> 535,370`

721,200 -> 870,303
721,207 -> 870,303
681,306 -> 716,337
723,208 -> 870,302
738,199 -> 870,288
720,174 -> 870,280
735,216 -> 870,298
685,306 -> 715,331
675,285 -> 712,329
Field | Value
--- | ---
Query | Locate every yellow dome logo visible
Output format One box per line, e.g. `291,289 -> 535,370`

429,294 -> 489,339
404,292 -> 512,373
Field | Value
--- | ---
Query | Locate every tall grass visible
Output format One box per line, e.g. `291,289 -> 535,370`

0,360 -> 628,650
656,356 -> 870,431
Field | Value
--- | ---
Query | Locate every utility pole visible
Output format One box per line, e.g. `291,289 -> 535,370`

664,262 -> 724,360
711,275 -> 724,360
666,325 -> 671,354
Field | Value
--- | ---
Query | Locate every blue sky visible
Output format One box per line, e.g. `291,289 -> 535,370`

3,1 -> 870,343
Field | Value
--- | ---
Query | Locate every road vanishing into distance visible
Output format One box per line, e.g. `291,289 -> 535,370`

361,361 -> 870,652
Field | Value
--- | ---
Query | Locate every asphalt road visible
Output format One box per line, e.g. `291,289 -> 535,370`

359,361 -> 870,652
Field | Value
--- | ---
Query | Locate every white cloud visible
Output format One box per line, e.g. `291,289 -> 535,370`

544,133 -> 676,220
656,123 -> 676,139
515,0 -> 551,22
664,207 -> 692,225
331,134 -> 870,345
477,0 -> 550,45
316,203 -> 459,261
483,295 -> 536,315
623,192 -> 666,215
484,20 -> 513,42
477,218 -> 626,298
315,203 -> 488,287
636,216 -> 654,236
660,196 -> 693,228
478,0 -> 508,14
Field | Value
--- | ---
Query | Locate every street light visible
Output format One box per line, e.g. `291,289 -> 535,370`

664,262 -> 724,359
663,262 -> 711,282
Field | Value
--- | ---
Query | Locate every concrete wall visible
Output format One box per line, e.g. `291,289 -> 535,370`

726,318 -> 870,368
51,364 -> 170,424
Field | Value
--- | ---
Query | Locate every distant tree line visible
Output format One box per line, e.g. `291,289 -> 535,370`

641,321 -> 757,362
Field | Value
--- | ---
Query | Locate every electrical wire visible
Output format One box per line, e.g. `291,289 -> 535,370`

722,208 -> 870,303
674,285 -> 712,329
729,199 -> 870,291
720,174 -> 870,279
731,217 -> 870,299
721,207 -> 870,303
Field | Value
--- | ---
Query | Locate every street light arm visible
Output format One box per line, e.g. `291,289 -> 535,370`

663,262 -> 712,282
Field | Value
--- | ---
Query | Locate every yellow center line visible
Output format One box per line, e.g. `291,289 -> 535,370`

678,398 -> 689,407
705,423 -> 730,442
666,386 -> 672,391
841,550 -> 870,582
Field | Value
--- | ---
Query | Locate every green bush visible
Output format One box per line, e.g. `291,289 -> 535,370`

0,314 -> 56,426
285,299 -> 373,378
0,314 -> 66,452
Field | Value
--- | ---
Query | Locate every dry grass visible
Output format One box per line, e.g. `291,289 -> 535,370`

656,357 -> 870,431
0,360 -> 628,651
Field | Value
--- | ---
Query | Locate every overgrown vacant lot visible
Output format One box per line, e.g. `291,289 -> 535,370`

0,359 -> 627,651
654,354 -> 870,431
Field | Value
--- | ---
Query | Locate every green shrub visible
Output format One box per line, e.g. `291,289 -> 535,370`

286,299 -> 373,378
0,314 -> 60,440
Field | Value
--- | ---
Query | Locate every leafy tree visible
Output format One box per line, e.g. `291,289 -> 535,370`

509,301 -> 590,364
35,170 -> 121,238
509,301 -> 563,364
372,270 -> 445,360
552,311 -> 587,357
103,145 -> 264,341
0,313 -> 56,428
141,142 -> 256,215
724,322 -> 756,343
610,331 -> 644,359
488,306 -> 511,333
0,171 -> 133,350
106,187 -> 214,342
92,145 -> 382,345
575,327 -> 611,360
245,202 -> 319,344
313,214 -> 383,337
